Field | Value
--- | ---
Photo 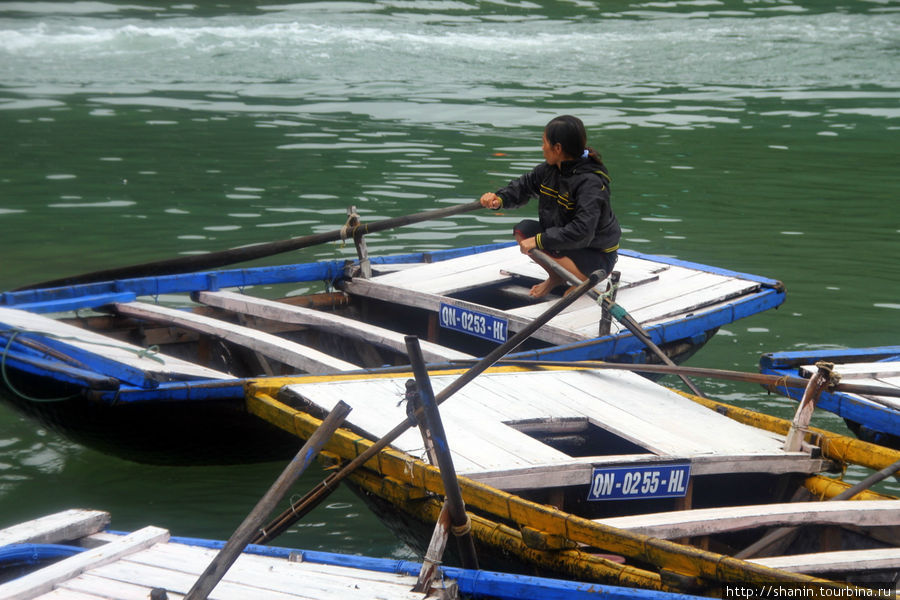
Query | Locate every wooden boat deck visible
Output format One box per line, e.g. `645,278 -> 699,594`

343,245 -> 764,341
279,368 -> 827,491
0,510 -> 443,600
0,307 -> 232,387
799,362 -> 900,411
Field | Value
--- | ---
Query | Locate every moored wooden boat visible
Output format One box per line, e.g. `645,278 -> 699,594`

760,346 -> 900,449
245,365 -> 900,596
0,509 -> 709,600
0,241 -> 784,464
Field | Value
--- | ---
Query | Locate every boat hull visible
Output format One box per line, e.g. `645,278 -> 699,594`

1,243 -> 785,464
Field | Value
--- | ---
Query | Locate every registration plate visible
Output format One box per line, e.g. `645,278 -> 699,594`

588,464 -> 691,501
439,303 -> 508,343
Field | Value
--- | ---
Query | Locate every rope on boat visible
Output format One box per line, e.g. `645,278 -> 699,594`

0,326 -> 165,403
1,330 -> 78,403
339,210 -> 362,247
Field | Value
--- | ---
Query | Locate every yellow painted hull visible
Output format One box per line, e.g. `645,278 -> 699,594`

246,370 -> 900,596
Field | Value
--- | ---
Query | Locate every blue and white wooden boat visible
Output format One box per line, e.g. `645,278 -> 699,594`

760,346 -> 900,448
0,509 -> 710,600
0,242 -> 784,464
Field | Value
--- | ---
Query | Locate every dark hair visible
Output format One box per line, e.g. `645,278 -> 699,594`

544,115 -> 603,165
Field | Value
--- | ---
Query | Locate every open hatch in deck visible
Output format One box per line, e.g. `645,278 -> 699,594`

275,367 -> 828,493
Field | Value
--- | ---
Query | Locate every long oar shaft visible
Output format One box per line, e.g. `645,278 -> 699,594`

184,401 -> 351,600
17,201 -> 483,291
251,269 -> 604,544
449,358 -> 900,399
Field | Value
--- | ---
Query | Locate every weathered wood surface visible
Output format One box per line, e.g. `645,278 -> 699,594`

196,290 -> 474,363
594,499 -> 900,539
339,277 -> 580,345
280,368 -> 823,488
0,526 -> 170,600
750,547 -> 900,574
354,245 -> 762,341
0,509 -> 110,546
114,302 -> 358,374
0,307 -> 231,382
0,521 -> 442,600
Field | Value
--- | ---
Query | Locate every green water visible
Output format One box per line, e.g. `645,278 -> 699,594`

1,0 -> 898,558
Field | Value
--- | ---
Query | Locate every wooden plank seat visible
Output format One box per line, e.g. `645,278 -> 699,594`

279,368 -> 826,490
750,547 -> 900,574
0,509 -> 110,546
593,500 -> 900,539
114,302 -> 358,375
340,277 -> 582,345
0,307 -> 231,386
194,290 -> 475,364
0,526 -> 170,600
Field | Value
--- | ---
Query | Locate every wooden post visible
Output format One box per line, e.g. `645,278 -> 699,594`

183,401 -> 352,600
598,270 -> 620,336
405,336 -> 479,572
347,205 -> 372,279
783,361 -> 834,452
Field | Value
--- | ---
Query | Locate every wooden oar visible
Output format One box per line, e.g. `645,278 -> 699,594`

183,401 -> 351,600
16,201 -> 483,291
443,359 -> 900,399
251,269 -> 605,545
528,248 -> 707,397
406,335 -> 479,571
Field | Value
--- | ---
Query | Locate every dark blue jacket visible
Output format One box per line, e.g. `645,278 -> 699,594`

496,158 -> 620,253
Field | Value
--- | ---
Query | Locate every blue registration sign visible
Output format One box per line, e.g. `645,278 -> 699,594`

588,463 -> 691,501
439,303 -> 508,343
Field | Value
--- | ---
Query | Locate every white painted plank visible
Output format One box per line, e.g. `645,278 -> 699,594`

466,452 -> 825,490
0,526 -> 170,600
282,368 -> 816,483
340,278 -> 582,344
0,509 -> 109,546
798,364 -> 900,411
800,362 -> 900,381
32,589 -> 105,600
114,302 -> 358,375
284,376 -> 571,472
196,290 -> 474,363
369,245 -> 523,294
750,548 -> 900,574
501,251 -> 667,290
0,307 -> 231,381
85,559 -> 299,600
119,542 -> 431,600
594,500 -> 900,539
54,573 -> 177,600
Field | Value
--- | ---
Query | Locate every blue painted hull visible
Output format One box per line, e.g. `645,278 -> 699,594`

0,536 -> 710,600
1,243 -> 785,464
760,346 -> 900,448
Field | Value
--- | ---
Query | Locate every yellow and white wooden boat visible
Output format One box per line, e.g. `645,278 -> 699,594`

246,365 -> 900,597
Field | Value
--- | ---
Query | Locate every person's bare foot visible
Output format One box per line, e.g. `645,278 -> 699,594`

529,279 -> 555,298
